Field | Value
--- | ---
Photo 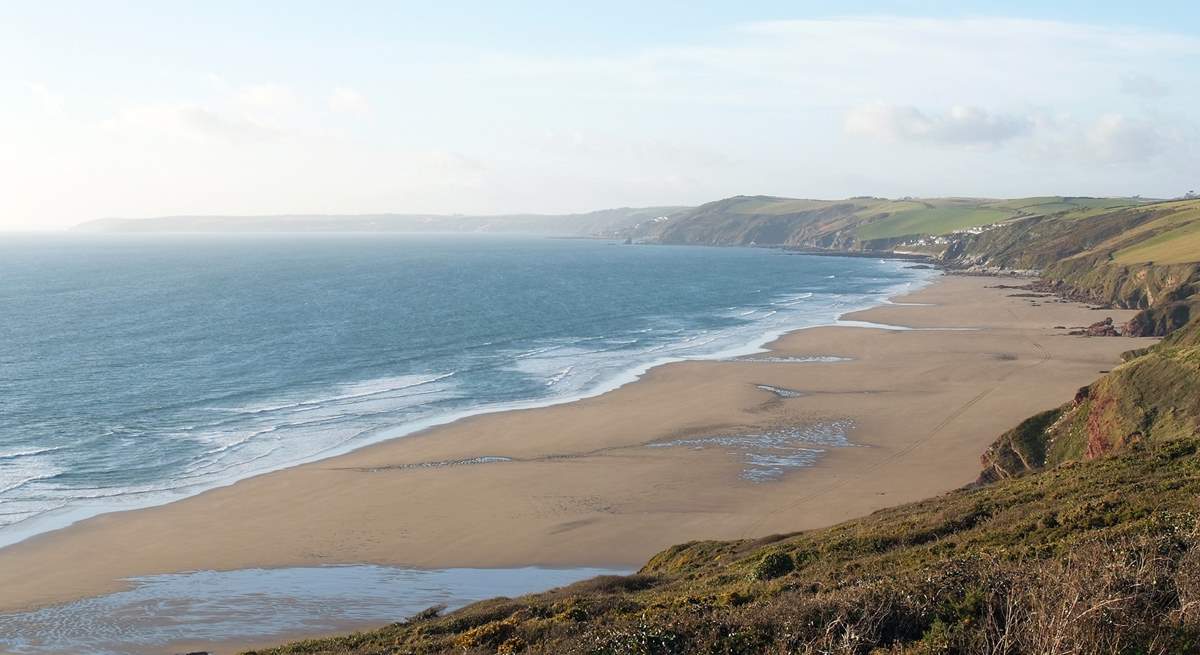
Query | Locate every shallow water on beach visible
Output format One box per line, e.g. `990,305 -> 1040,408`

0,565 -> 624,655
0,234 -> 934,548
648,420 -> 857,481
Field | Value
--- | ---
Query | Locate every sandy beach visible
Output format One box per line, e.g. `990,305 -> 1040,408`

0,274 -> 1157,619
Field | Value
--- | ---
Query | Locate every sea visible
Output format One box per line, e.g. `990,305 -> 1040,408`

0,233 -> 933,549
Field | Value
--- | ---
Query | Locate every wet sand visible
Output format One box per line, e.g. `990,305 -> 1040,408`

0,275 -> 1155,622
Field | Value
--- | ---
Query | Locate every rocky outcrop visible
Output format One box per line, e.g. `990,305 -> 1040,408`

1066,317 -> 1124,337
1084,317 -> 1122,337
1124,295 -> 1200,337
1037,260 -> 1199,310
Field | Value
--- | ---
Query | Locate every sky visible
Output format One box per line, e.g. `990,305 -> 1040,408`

2,1 -> 1199,230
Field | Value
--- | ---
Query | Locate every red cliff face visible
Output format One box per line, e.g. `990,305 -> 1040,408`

1084,393 -> 1115,460
1083,389 -> 1148,461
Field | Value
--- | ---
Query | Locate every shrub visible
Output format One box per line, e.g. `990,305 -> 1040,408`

452,618 -> 517,650
497,635 -> 527,653
750,551 -> 794,581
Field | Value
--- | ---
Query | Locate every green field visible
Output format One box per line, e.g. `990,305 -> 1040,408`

856,206 -> 1014,240
653,195 -> 1159,249
855,196 -> 1147,241
988,196 -> 1142,214
1114,209 -> 1200,264
723,197 -> 833,215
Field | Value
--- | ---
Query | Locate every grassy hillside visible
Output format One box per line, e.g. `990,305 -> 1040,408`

944,199 -> 1200,332
987,196 -> 1140,214
948,199 -> 1200,273
254,322 -> 1200,655
638,195 -> 1146,251
1114,207 -> 1200,265
645,196 -> 885,248
855,205 -> 1012,240
855,197 -> 1140,241
981,317 -> 1200,481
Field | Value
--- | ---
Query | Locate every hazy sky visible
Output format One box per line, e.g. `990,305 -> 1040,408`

3,1 -> 1199,230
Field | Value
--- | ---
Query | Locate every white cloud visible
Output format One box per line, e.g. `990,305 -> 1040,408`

102,83 -> 307,145
844,104 -> 1033,145
232,83 -> 302,128
27,83 -> 65,117
5,15 -> 1200,229
328,87 -> 370,114
1085,114 -> 1167,163
104,103 -> 281,144
738,16 -> 1200,51
1021,111 -> 1184,164
471,17 -> 1200,109
846,104 -> 1184,165
529,129 -> 734,168
1119,72 -> 1170,98
234,83 -> 298,111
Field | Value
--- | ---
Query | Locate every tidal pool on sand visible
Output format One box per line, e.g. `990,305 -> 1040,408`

648,420 -> 856,481
0,565 -> 624,655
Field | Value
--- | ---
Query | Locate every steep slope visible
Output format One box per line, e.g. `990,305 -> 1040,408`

634,195 -> 1199,333
636,195 -> 1143,251
255,323 -> 1200,655
644,195 -> 885,247
947,199 -> 1200,333
616,197 -> 1194,322
980,317 -> 1200,481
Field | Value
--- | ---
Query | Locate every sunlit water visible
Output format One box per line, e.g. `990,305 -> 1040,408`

0,234 -> 932,548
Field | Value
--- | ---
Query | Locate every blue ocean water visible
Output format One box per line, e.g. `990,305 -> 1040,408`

0,234 -> 932,547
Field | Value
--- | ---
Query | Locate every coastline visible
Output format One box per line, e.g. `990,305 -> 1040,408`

0,275 -> 1157,626
0,252 -> 932,553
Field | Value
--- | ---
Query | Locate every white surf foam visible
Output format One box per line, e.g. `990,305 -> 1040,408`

0,260 -> 940,549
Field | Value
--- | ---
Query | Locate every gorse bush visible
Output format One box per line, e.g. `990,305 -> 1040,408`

749,551 -> 794,581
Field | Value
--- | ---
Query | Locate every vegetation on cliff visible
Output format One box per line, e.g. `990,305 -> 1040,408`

950,199 -> 1200,324
253,322 -> 1200,655
635,194 -> 1200,336
981,317 -> 1200,481
632,195 -> 1144,252
629,195 -> 1200,332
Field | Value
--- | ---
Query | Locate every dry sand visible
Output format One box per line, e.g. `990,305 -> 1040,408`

0,275 -> 1157,616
